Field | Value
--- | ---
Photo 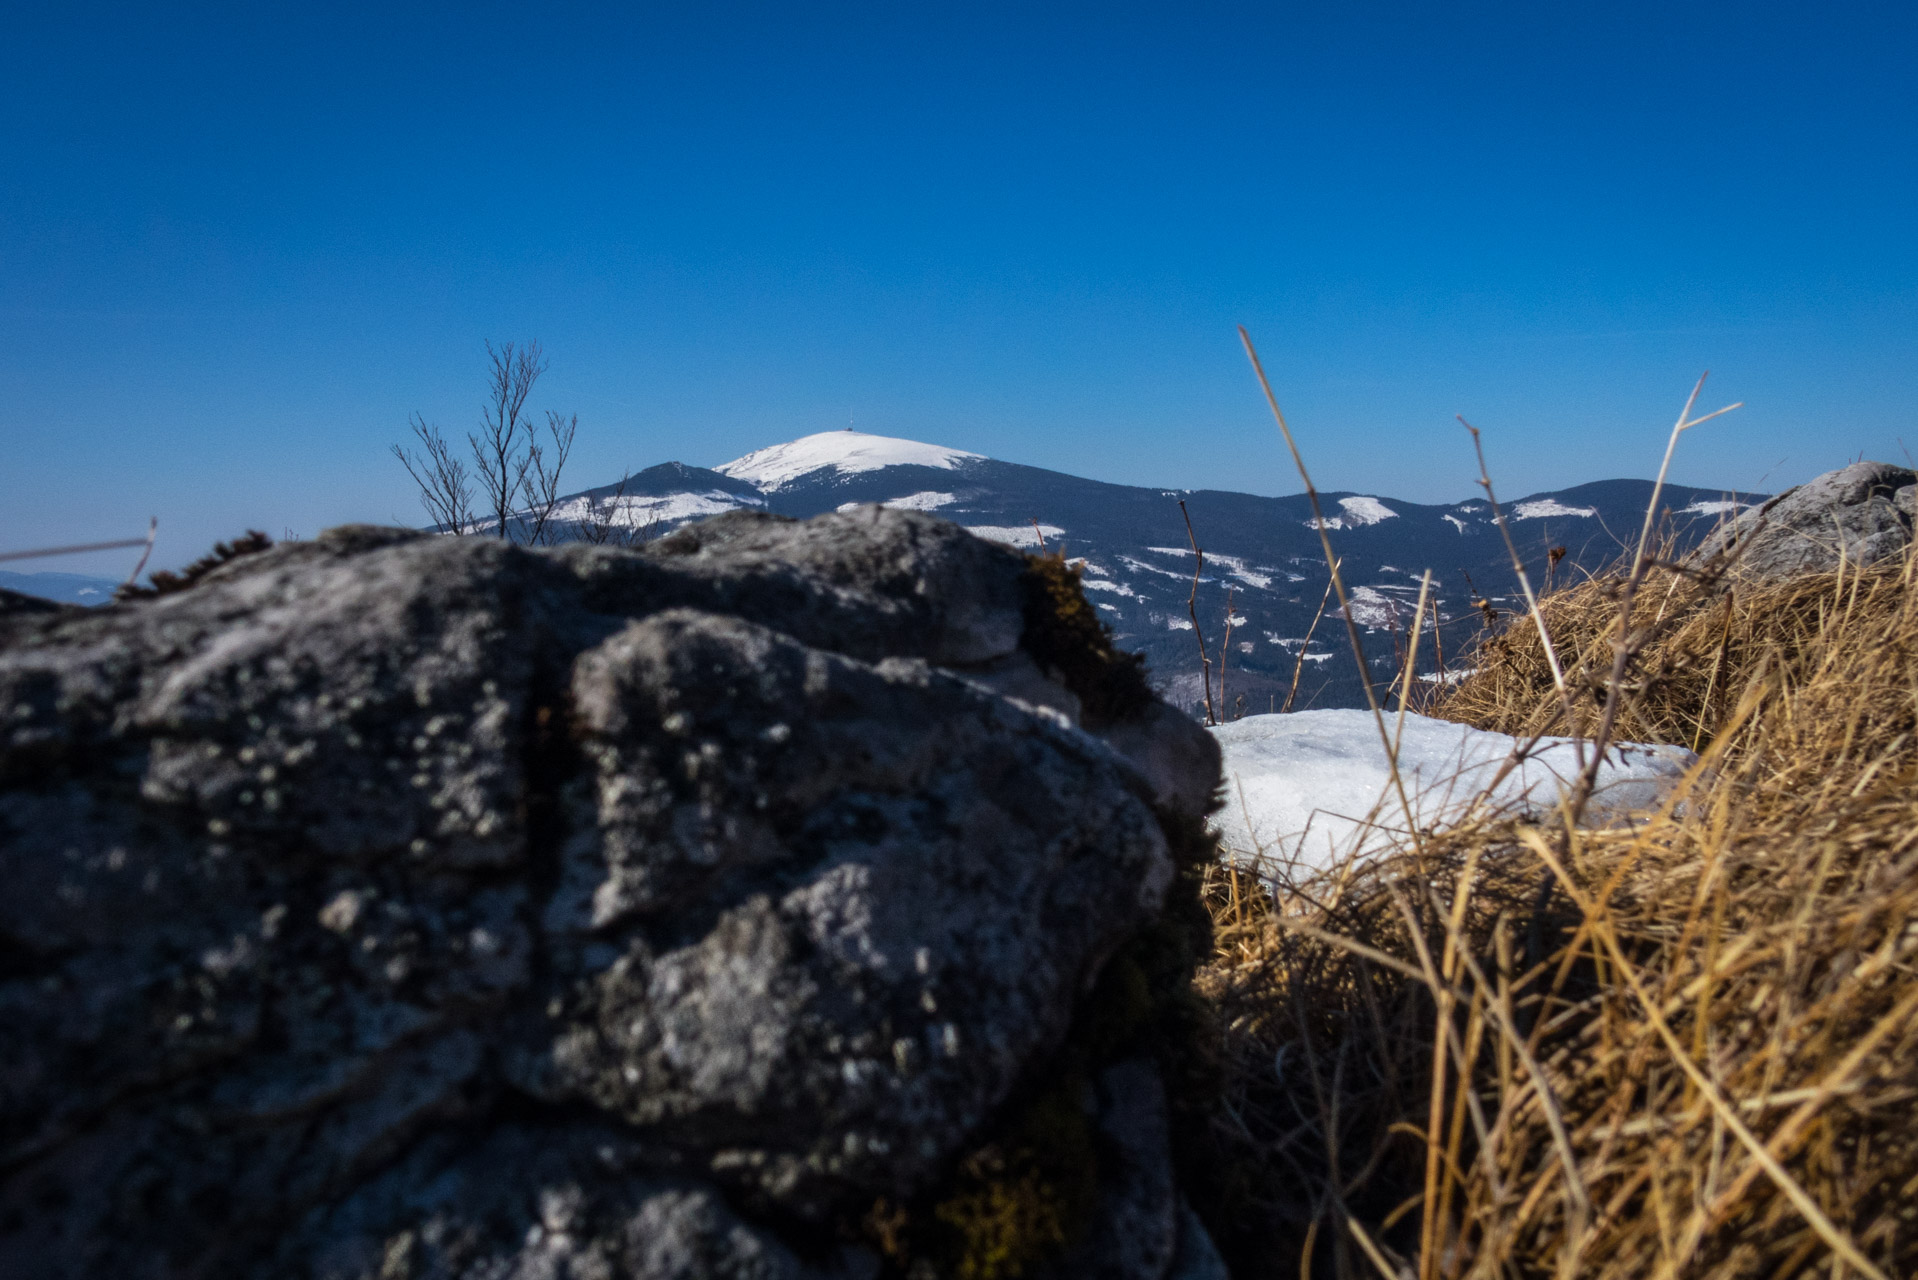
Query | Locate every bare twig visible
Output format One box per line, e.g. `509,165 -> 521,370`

1240,326 -> 1423,855
1283,560 -> 1339,713
1180,498 -> 1218,725
1570,375 -> 1740,819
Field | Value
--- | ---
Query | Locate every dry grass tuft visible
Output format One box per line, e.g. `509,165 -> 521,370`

1193,552 -> 1918,1279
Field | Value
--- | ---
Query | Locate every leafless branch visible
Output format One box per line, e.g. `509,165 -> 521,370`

520,410 -> 577,546
391,414 -> 477,534
1179,499 -> 1218,725
470,340 -> 547,538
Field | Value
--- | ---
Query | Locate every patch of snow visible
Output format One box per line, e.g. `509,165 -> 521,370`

1681,499 -> 1748,517
717,431 -> 985,491
552,490 -> 761,528
1209,711 -> 1696,878
1096,603 -> 1119,613
1166,618 -> 1195,631
1336,586 -> 1403,628
835,490 -> 960,513
1144,546 -> 1273,590
1306,516 -> 1346,531
1338,496 -> 1397,526
963,524 -> 1065,549
1237,640 -> 1255,654
1442,515 -> 1469,534
1513,499 -> 1598,520
1082,578 -> 1140,598
1121,555 -> 1204,582
1301,652 -> 1333,664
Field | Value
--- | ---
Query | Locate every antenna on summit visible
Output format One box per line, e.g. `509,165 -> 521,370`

847,411 -> 854,432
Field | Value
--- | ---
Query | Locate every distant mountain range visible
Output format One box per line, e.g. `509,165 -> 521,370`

547,431 -> 1761,714
10,430 -> 1759,715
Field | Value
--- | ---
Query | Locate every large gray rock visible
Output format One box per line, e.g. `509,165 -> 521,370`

1692,460 -> 1916,580
0,510 -> 1223,1279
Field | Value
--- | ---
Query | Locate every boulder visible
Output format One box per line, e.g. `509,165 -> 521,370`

1691,460 -> 1916,580
0,509 -> 1223,1279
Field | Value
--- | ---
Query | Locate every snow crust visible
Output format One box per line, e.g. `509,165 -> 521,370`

717,431 -> 984,491
1209,710 -> 1695,879
1513,499 -> 1598,520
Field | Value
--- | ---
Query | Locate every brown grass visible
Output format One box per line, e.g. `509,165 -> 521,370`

1192,551 -> 1918,1279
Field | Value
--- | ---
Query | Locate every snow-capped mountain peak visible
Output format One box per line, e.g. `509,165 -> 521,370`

715,430 -> 986,492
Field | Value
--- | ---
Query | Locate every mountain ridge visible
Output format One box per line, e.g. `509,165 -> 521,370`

551,431 -> 1763,714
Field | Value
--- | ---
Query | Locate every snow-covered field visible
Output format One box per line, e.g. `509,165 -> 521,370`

1208,710 -> 1695,881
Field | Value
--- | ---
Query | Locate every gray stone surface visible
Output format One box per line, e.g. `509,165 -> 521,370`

0,509 -> 1221,1279
1692,460 -> 1916,580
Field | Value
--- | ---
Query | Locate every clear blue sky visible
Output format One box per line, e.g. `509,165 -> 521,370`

4,1 -> 1914,575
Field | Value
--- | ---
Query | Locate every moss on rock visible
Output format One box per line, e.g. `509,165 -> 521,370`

1019,552 -> 1153,728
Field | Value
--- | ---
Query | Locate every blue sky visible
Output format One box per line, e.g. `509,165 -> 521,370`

4,1 -> 1914,575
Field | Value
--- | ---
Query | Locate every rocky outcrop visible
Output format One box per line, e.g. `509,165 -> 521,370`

1692,460 -> 1915,580
0,510 -> 1224,1279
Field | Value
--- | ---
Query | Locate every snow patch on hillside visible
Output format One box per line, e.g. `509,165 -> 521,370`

835,490 -> 959,513
1681,499 -> 1748,517
1513,498 -> 1598,520
717,431 -> 984,491
1082,578 -> 1140,599
1338,496 -> 1397,525
553,490 -> 761,528
1144,546 -> 1272,589
964,524 -> 1065,549
1336,586 -> 1404,628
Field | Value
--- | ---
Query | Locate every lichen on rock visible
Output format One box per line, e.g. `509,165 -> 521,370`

0,507 -> 1224,1279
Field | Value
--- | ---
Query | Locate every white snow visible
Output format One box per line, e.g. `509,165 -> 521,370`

1681,499 -> 1748,517
1443,515 -> 1469,534
1338,496 -> 1398,526
1209,710 -> 1696,879
1082,578 -> 1140,598
1166,618 -> 1194,631
835,490 -> 960,513
717,431 -> 985,491
964,524 -> 1065,549
1337,586 -> 1403,628
1145,547 -> 1272,590
552,490 -> 762,528
1122,555 -> 1203,582
1513,499 -> 1598,520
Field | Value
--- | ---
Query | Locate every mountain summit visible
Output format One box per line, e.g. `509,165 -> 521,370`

715,430 -> 987,491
